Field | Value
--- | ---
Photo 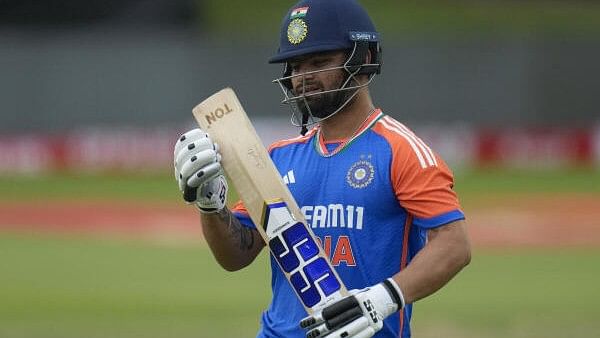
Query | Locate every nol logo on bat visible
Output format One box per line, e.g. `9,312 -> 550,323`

204,103 -> 233,125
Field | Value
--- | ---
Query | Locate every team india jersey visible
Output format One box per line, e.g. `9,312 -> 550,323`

231,110 -> 465,338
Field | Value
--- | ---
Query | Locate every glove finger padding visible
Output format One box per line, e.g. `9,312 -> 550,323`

175,137 -> 216,174
181,158 -> 222,203
186,162 -> 222,188
174,129 -> 208,158
305,312 -> 374,338
354,328 -> 377,338
326,317 -> 372,338
179,149 -> 221,189
302,296 -> 364,337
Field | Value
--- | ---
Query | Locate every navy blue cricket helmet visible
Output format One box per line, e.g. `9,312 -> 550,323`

269,0 -> 381,71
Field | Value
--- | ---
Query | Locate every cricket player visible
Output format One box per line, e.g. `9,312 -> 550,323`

173,0 -> 471,337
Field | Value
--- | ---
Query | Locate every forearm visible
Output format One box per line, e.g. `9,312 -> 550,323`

299,223 -> 469,338
392,220 -> 471,304
201,207 -> 265,271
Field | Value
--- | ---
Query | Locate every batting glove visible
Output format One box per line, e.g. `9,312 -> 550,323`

300,279 -> 405,338
174,128 -> 228,213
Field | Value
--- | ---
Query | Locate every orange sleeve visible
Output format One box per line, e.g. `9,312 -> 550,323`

230,200 -> 256,229
392,149 -> 461,219
230,200 -> 248,214
379,119 -> 464,228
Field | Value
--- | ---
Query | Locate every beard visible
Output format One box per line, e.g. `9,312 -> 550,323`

292,77 -> 355,119
296,90 -> 348,118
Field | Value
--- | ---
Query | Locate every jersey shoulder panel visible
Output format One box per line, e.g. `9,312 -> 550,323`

372,115 -> 439,170
373,115 -> 463,225
267,127 -> 317,154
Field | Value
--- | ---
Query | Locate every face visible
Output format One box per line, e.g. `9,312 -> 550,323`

288,51 -> 350,118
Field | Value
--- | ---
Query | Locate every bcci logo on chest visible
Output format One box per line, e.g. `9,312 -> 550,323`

346,158 -> 375,189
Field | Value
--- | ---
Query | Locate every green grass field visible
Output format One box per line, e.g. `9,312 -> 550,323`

1,168 -> 599,337
0,233 -> 268,338
1,235 -> 598,338
1,167 -> 598,202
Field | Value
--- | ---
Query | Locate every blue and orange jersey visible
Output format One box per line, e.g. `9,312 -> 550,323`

231,109 -> 464,338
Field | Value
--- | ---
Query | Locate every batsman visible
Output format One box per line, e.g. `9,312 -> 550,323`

173,0 -> 471,337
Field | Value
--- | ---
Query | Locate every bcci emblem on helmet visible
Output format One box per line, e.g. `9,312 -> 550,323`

346,159 -> 375,189
287,18 -> 308,45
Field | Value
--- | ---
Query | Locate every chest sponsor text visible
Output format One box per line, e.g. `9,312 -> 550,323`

301,204 -> 364,230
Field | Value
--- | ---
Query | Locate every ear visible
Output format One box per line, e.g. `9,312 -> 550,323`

365,49 -> 372,64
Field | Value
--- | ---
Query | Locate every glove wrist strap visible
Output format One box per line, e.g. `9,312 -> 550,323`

194,202 -> 221,214
382,278 -> 405,309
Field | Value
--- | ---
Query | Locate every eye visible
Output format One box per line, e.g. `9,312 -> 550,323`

313,59 -> 329,67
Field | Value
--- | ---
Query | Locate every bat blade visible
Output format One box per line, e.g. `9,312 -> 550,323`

192,88 -> 348,313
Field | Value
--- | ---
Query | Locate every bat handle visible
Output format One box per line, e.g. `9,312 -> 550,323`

183,186 -> 198,203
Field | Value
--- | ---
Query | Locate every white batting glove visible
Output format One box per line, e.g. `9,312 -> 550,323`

174,128 -> 228,213
300,279 -> 405,338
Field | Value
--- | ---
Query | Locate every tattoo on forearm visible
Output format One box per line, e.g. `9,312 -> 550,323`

217,209 -> 255,251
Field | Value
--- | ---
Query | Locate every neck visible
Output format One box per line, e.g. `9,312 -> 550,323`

319,89 -> 375,141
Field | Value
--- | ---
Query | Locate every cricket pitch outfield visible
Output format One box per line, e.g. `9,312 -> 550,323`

0,169 -> 599,338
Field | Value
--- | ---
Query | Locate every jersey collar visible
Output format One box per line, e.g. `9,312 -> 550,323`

314,109 -> 383,157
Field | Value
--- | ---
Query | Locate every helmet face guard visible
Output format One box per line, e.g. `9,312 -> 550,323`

272,42 -> 380,133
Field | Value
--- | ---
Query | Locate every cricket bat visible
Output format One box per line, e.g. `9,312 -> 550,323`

191,88 -> 348,314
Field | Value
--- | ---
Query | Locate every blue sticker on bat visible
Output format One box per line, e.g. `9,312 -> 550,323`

264,200 -> 342,308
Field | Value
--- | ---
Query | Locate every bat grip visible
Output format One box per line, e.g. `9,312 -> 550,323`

183,186 -> 198,203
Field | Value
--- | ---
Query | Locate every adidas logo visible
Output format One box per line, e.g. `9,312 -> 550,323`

282,170 -> 296,185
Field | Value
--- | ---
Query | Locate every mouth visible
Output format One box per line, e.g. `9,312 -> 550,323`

296,86 -> 322,96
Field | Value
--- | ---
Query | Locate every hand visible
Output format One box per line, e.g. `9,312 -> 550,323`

174,128 -> 228,213
300,279 -> 404,338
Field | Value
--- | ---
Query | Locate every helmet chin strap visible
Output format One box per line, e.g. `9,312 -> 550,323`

300,112 -> 309,136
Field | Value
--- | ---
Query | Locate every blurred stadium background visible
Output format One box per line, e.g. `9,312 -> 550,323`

1,1 -> 599,337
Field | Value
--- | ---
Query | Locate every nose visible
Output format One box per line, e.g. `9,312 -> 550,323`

291,67 -> 315,91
